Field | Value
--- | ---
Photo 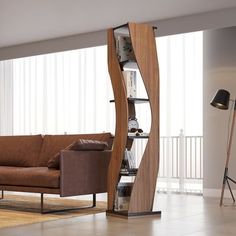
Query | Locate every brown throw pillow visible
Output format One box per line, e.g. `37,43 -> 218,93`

47,139 -> 108,169
47,152 -> 60,169
47,142 -> 75,169
70,139 -> 108,151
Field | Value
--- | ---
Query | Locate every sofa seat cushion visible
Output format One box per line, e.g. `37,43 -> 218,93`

0,167 -> 59,188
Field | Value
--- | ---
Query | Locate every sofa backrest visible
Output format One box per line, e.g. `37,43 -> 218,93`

0,135 -> 43,167
37,133 -> 113,167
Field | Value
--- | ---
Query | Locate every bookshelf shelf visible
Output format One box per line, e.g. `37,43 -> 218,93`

127,135 -> 149,139
107,22 -> 161,218
120,173 -> 137,177
110,98 -> 149,104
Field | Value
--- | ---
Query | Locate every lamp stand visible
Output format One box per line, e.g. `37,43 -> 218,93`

220,101 -> 236,206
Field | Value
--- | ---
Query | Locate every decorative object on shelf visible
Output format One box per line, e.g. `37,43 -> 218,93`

129,127 -> 143,136
211,89 -> 236,206
107,22 -> 160,218
116,36 -> 135,62
128,117 -> 139,131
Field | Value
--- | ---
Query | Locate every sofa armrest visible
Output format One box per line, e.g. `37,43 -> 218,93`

60,150 -> 111,197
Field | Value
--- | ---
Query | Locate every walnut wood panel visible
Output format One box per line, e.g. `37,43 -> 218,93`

128,23 -> 160,213
107,29 -> 129,210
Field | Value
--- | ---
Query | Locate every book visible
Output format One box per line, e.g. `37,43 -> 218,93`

114,182 -> 133,211
120,168 -> 138,175
122,70 -> 136,98
124,149 -> 136,169
116,36 -> 135,62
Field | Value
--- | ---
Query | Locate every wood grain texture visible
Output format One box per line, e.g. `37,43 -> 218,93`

107,29 -> 129,210
128,23 -> 160,213
0,194 -> 106,229
106,23 -> 160,215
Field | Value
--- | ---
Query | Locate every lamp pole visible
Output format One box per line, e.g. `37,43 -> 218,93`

220,100 -> 236,206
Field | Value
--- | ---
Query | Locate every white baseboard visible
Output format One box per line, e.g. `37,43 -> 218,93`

203,188 -> 236,198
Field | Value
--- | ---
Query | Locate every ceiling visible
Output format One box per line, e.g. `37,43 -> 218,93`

1,0 -> 236,48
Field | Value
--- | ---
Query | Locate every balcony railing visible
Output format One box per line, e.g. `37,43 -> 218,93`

131,131 -> 203,193
159,135 -> 203,179
158,131 -> 203,193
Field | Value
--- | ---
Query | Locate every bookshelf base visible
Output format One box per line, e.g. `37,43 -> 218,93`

106,210 -> 161,218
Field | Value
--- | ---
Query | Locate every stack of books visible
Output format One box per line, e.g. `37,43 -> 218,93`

122,71 -> 136,98
114,182 -> 133,211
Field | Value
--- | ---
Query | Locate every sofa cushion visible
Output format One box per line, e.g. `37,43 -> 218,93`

0,135 -> 43,167
47,142 -> 75,169
0,166 -> 59,188
47,139 -> 109,169
38,133 -> 113,167
71,139 -> 108,151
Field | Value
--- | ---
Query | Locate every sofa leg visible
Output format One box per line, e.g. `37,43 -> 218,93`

40,193 -> 97,214
0,190 -> 3,199
40,193 -> 44,214
93,193 -> 96,207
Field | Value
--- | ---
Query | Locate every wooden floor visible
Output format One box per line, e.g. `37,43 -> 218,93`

1,193 -> 236,236
0,194 -> 106,229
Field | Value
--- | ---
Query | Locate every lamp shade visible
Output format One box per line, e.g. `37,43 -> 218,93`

210,89 -> 230,110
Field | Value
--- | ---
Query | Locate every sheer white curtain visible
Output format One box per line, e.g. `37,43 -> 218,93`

157,31 -> 203,193
158,32 -> 203,137
12,46 -> 115,135
0,60 -> 13,135
0,32 -> 202,193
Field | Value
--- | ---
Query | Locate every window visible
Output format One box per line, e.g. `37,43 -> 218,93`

0,31 -> 203,193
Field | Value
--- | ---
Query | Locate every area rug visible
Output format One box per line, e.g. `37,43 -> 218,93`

0,194 -> 106,229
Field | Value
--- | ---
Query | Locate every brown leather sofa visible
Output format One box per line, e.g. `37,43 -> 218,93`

0,133 -> 113,213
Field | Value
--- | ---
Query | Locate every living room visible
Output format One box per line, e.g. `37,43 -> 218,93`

1,1 -> 236,235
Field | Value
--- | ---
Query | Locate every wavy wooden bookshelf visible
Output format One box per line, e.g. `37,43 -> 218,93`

106,22 -> 160,218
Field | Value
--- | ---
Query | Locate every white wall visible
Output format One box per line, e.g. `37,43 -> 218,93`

203,26 -> 236,198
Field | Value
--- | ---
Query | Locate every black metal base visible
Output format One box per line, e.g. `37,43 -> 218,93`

40,193 -> 96,214
106,210 -> 161,218
0,190 -> 3,200
221,167 -> 236,206
225,176 -> 236,203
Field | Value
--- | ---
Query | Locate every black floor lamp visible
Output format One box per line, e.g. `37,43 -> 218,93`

211,89 -> 236,206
